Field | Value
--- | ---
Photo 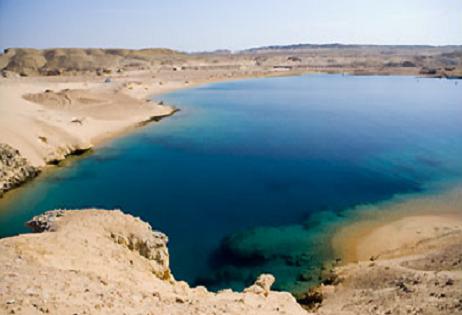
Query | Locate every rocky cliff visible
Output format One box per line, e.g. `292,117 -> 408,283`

0,143 -> 40,197
0,209 -> 308,315
1,209 -> 461,314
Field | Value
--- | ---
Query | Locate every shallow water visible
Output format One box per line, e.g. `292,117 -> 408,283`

1,75 -> 461,292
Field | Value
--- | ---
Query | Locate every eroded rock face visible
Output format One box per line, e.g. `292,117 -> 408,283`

0,143 -> 40,197
27,210 -> 66,232
26,209 -> 172,281
0,209 -> 309,315
109,227 -> 171,280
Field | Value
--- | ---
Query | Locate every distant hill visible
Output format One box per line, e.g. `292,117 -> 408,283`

0,48 -> 186,76
241,43 -> 462,53
1,45 -> 461,77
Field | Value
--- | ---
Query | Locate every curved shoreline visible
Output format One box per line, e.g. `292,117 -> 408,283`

2,69 -> 460,198
0,68 -> 310,198
1,71 -> 462,313
331,183 -> 462,263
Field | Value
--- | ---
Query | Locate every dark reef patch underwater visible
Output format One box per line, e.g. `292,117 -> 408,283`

1,74 -> 461,292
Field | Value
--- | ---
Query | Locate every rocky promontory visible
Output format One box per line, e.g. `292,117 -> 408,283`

0,209 -> 308,315
1,208 -> 461,314
0,143 -> 40,197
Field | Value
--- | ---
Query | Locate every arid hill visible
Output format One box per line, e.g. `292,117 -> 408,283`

0,48 -> 186,76
2,45 -> 462,78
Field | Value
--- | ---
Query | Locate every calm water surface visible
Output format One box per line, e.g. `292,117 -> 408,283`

1,75 -> 461,292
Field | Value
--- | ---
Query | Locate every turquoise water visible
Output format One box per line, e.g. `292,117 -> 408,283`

1,75 -> 461,292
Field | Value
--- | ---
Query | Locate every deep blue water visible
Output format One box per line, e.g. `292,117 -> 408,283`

1,75 -> 461,292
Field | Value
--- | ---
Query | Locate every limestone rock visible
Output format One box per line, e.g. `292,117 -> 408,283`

0,209 -> 309,315
27,210 -> 65,232
0,143 -> 40,197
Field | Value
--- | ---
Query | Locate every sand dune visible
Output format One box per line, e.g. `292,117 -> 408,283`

0,77 -> 175,168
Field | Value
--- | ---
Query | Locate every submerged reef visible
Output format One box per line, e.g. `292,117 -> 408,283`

197,211 -> 343,292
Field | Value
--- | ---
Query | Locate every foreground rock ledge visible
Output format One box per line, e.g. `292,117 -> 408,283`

2,209 -> 461,315
0,209 -> 307,315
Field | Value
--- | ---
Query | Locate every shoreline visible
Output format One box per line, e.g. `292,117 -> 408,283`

0,68 -> 310,198
1,69 -> 461,313
331,183 -> 462,263
2,69 -> 462,251
2,69 -> 461,248
2,67 -> 461,198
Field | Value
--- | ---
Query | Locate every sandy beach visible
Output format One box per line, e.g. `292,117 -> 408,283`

0,73 -> 195,168
284,186 -> 461,314
0,65 -> 295,196
1,46 -> 461,196
332,185 -> 462,262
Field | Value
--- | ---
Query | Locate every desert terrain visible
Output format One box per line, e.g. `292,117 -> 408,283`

0,208 -> 460,315
0,46 -> 462,314
1,45 -> 461,196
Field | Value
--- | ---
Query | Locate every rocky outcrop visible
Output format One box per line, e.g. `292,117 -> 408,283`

43,144 -> 92,165
26,209 -> 66,232
1,208 -> 461,314
0,141 -> 87,197
0,209 -> 309,315
0,143 -> 40,197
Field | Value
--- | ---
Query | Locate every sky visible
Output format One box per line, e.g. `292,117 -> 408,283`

0,0 -> 461,52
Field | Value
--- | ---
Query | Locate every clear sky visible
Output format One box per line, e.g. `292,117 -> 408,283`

0,0 -> 461,52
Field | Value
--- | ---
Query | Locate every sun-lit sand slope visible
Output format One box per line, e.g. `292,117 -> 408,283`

318,219 -> 462,314
316,187 -> 462,314
333,186 -> 462,262
0,78 -> 174,166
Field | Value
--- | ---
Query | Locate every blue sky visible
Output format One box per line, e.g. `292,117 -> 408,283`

0,0 -> 461,51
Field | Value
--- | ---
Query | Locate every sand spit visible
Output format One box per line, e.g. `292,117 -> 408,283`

0,209 -> 307,315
